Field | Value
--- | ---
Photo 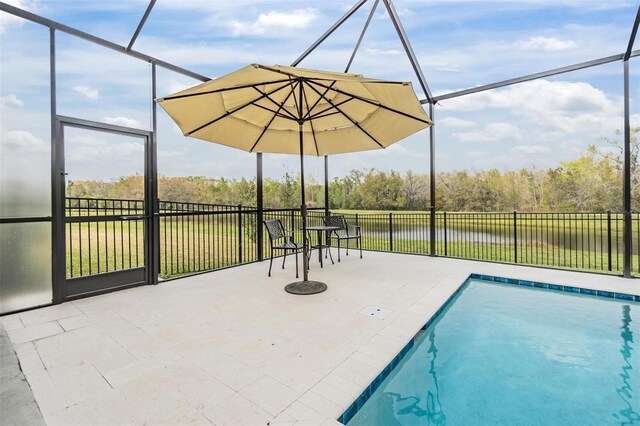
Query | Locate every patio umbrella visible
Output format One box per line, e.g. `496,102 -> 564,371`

156,64 -> 432,294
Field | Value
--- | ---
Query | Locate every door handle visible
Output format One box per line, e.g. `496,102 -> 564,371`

120,215 -> 146,220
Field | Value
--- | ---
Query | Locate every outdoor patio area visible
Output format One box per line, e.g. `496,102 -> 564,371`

2,252 -> 637,425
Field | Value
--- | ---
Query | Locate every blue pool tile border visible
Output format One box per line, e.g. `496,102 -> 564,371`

338,281 -> 468,425
469,273 -> 640,302
338,273 -> 640,424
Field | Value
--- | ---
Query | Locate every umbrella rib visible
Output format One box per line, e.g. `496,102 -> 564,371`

308,110 -> 344,121
251,86 -> 299,121
306,97 -> 355,121
285,78 -> 302,121
249,86 -> 298,153
305,81 -> 385,149
301,83 -> 321,156
307,79 -> 431,125
184,82 -> 293,136
159,78 -> 292,101
302,80 -> 337,121
250,103 -> 296,121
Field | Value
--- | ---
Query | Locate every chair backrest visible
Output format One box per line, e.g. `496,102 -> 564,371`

264,219 -> 286,241
324,215 -> 347,230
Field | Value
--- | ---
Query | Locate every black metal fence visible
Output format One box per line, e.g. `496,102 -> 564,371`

340,211 -> 634,274
65,197 -> 145,278
65,197 -> 640,279
158,203 -> 325,277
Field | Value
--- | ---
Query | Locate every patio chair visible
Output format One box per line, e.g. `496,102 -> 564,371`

324,215 -> 362,262
263,219 -> 304,278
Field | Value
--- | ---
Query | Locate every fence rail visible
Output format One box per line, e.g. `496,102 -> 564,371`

64,197 -> 640,279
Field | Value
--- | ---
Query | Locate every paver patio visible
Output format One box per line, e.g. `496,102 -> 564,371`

2,252 -> 638,425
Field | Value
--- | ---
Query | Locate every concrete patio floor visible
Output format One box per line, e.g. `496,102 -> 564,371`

2,252 -> 639,425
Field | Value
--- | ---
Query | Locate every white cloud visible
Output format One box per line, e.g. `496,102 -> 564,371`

103,116 -> 144,128
596,146 -> 618,156
516,36 -> 577,51
0,129 -> 48,154
437,117 -> 475,128
454,122 -> 522,143
442,80 -> 612,114
166,81 -> 193,95
363,143 -> 410,157
0,0 -> 35,34
441,80 -> 622,138
229,8 -> 318,36
158,149 -> 185,159
73,85 -> 100,100
364,48 -> 403,56
511,145 -> 551,154
0,93 -> 24,107
171,123 -> 184,135
66,133 -> 143,164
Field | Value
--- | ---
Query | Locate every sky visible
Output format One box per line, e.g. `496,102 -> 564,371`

0,0 -> 639,185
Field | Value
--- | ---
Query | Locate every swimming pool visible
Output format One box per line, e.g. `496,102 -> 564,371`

343,277 -> 639,425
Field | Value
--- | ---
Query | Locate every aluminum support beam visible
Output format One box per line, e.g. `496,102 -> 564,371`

345,0 -> 379,73
0,2 -> 209,82
625,5 -> 640,61
428,50 -> 640,103
50,28 -> 65,304
429,104 -> 436,257
623,60 -> 632,277
324,156 -> 330,218
149,63 -> 160,284
290,0 -> 369,67
256,153 -> 264,261
126,0 -> 157,51
382,0 -> 433,103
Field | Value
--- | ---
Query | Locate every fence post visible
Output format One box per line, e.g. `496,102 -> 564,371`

513,211 -> 518,264
607,211 -> 612,271
389,213 -> 394,252
290,209 -> 295,239
237,205 -> 243,264
443,211 -> 448,256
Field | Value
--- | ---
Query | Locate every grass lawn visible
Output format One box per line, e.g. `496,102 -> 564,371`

65,210 -> 638,280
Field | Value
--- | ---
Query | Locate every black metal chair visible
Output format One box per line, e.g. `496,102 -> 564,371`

324,215 -> 362,262
263,219 -> 304,278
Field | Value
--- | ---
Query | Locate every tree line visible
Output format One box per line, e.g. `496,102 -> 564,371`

67,129 -> 639,212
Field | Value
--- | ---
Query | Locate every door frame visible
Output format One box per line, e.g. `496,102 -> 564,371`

53,116 -> 156,302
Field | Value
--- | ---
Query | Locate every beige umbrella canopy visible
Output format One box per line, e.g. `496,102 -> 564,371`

157,64 -> 432,294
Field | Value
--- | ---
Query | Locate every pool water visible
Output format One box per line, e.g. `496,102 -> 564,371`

346,279 -> 639,426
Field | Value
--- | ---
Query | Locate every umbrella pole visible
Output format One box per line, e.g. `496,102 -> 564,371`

284,122 -> 327,295
299,124 -> 310,282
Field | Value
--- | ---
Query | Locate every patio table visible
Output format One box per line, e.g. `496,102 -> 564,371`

304,225 -> 339,268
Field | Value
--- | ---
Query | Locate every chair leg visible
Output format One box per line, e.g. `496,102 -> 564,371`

282,251 -> 287,269
268,248 -> 274,277
337,239 -> 341,262
346,240 -> 349,256
327,243 -> 334,265
295,250 -> 299,279
359,237 -> 362,258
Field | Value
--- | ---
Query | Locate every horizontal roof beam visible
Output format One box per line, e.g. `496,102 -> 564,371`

0,1 -> 209,82
426,49 -> 640,103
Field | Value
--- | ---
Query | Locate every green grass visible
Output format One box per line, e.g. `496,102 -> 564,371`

65,211 -> 638,280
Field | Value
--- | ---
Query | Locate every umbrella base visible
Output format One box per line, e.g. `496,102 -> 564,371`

284,280 -> 327,295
